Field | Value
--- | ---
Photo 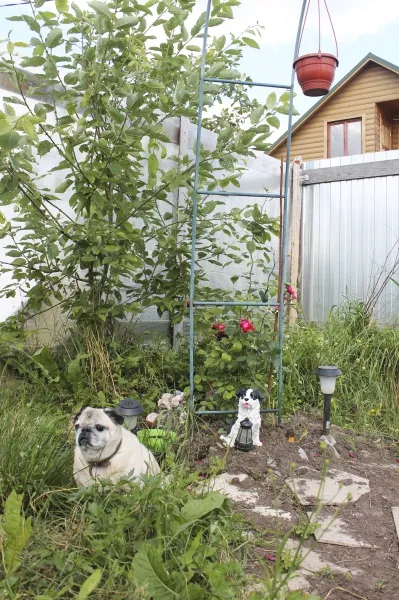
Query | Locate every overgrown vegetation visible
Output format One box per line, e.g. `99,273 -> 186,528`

283,301 -> 399,437
0,395 -> 319,600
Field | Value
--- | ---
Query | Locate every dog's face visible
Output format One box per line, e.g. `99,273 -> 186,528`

236,388 -> 264,411
74,407 -> 124,455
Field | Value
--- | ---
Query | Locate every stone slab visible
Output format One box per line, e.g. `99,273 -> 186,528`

307,512 -> 376,548
252,506 -> 292,520
392,507 -> 399,542
286,574 -> 310,591
208,473 -> 258,505
286,469 -> 370,506
286,540 -> 360,576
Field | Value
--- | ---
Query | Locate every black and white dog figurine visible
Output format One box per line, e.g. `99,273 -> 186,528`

220,388 -> 264,448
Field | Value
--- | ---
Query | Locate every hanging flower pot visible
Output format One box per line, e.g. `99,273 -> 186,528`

294,0 -> 339,97
294,52 -> 339,97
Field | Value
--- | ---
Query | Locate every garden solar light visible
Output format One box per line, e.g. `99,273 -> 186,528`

235,418 -> 253,452
315,366 -> 342,435
115,398 -> 144,431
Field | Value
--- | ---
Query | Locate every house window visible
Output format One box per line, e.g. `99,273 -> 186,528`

327,118 -> 362,158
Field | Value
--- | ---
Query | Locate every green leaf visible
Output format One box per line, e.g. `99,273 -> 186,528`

55,0 -> 68,12
55,180 -> 73,193
173,79 -> 186,103
131,545 -> 183,599
0,118 -> 12,136
88,1 -> 111,18
71,1 -> 82,17
267,115 -> 280,129
266,92 -> 277,110
148,154 -> 158,177
32,347 -> 60,381
247,240 -> 256,254
181,492 -> 227,521
0,131 -> 20,151
186,45 -> 201,52
191,11 -> 206,36
77,569 -> 102,600
390,277 -> 399,287
46,28 -> 63,49
215,35 -> 226,52
1,490 -> 32,573
22,120 -> 37,140
22,15 -> 41,33
21,56 -> 46,67
7,41 -> 14,53
242,36 -> 260,49
250,105 -> 265,125
115,15 -> 138,28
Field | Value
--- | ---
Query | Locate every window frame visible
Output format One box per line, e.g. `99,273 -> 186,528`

327,117 -> 362,158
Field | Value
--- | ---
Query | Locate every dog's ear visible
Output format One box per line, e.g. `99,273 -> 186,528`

73,406 -> 87,423
252,390 -> 265,401
103,408 -> 124,426
236,388 -> 246,398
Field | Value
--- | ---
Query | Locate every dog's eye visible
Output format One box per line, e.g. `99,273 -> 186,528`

95,425 -> 106,432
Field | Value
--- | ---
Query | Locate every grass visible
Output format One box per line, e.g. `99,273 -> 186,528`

283,301 -> 399,436
1,299 -> 398,598
0,394 -> 313,600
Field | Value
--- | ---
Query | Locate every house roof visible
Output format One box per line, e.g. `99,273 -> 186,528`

269,53 -> 399,154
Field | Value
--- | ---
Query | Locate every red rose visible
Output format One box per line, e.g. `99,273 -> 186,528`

240,318 -> 255,333
218,324 -> 226,331
211,323 -> 219,330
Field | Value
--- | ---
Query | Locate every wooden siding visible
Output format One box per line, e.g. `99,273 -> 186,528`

270,63 -> 399,161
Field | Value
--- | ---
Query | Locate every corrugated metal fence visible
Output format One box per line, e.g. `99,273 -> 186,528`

300,150 -> 399,323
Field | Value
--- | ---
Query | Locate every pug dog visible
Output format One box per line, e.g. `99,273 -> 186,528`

73,407 -> 160,488
220,388 -> 264,448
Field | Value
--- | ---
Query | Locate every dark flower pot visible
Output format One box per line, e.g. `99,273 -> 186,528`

293,52 -> 339,97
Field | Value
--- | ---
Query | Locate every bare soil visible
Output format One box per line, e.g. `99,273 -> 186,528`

190,412 -> 399,600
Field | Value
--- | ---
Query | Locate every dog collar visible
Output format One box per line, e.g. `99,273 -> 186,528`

88,439 -> 122,477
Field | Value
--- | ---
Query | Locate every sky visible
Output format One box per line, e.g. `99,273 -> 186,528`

1,0 -> 399,142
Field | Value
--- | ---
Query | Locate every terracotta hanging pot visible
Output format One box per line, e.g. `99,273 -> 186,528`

293,52 -> 339,97
294,0 -> 339,97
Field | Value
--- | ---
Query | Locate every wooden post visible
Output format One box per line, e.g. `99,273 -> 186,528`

288,156 -> 302,326
172,117 -> 190,349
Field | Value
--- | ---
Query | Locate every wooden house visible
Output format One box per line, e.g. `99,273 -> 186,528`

269,53 -> 399,161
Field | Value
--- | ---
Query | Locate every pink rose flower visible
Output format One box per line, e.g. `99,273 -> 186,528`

240,318 -> 255,333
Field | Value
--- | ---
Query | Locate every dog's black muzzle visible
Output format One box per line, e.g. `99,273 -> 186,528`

78,428 -> 92,446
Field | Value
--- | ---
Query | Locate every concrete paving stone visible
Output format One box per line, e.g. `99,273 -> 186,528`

307,512 -> 377,547
208,473 -> 259,505
392,507 -> 399,542
252,506 -> 293,520
286,469 -> 370,506
285,539 -> 361,576
286,573 -> 311,591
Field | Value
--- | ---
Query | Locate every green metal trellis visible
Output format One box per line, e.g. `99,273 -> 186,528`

189,0 -> 308,422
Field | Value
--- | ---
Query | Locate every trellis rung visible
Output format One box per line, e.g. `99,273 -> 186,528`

196,190 -> 282,199
193,301 -> 278,307
203,77 -> 292,89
